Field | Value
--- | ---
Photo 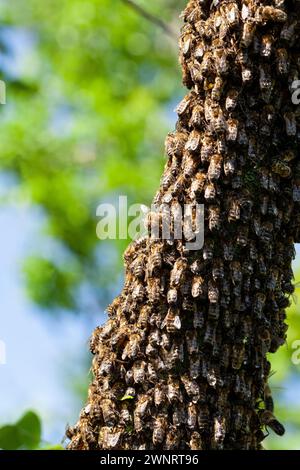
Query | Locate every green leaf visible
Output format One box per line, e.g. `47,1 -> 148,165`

16,411 -> 42,449
0,425 -> 21,450
120,395 -> 135,401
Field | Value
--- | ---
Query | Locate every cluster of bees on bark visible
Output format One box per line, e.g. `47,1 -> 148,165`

67,0 -> 300,450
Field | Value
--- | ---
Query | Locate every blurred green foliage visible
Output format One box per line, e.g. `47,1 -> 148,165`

0,0 -> 299,450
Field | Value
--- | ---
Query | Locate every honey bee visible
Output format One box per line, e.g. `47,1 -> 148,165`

232,343 -> 245,370
137,305 -> 150,329
256,6 -> 287,24
253,292 -> 266,318
223,240 -> 234,261
89,326 -> 102,355
189,104 -> 203,128
170,258 -> 188,286
190,171 -> 206,198
230,260 -> 242,285
186,330 -> 199,355
214,109 -> 227,134
175,95 -> 192,118
225,89 -> 239,112
189,431 -> 203,450
121,333 -> 140,360
208,154 -> 223,181
213,415 -> 226,449
198,404 -> 210,432
204,181 -> 217,200
283,112 -> 296,136
152,415 -> 167,445
172,404 -> 186,428
99,426 -> 123,450
167,287 -> 178,305
189,355 -> 201,379
181,374 -> 200,402
281,20 -> 298,43
226,118 -> 239,142
132,281 -> 145,303
276,48 -> 289,75
259,410 -> 285,436
204,321 -> 217,346
259,64 -> 272,91
208,205 -> 221,231
187,402 -> 198,429
167,377 -> 183,403
237,224 -> 249,246
260,34 -> 273,58
214,48 -> 229,76
153,382 -> 165,407
201,51 -> 214,77
101,399 -> 117,426
147,276 -> 162,303
147,243 -> 162,277
211,77 -> 224,102
241,20 -> 256,47
185,129 -> 201,153
162,307 -> 181,333
191,275 -> 204,298
201,135 -> 214,163
264,383 -> 274,412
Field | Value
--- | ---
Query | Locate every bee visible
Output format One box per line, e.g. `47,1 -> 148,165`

190,355 -> 201,379
241,20 -> 256,47
208,280 -> 219,303
170,258 -> 188,286
223,240 -> 234,261
225,89 -> 239,112
123,237 -> 147,264
201,135 -> 214,163
293,183 -> 300,202
237,224 -> 249,246
152,415 -> 167,445
165,426 -> 181,450
276,48 -> 289,75
221,2 -> 240,28
204,321 -> 217,346
161,307 -> 181,333
281,20 -> 298,43
232,343 -> 245,370
208,154 -> 223,181
175,95 -> 192,118
153,382 -> 165,407
137,305 -> 150,329
226,118 -> 239,142
259,410 -> 285,436
147,277 -> 161,303
190,172 -> 206,198
259,64 -> 272,91
211,77 -> 224,102
253,292 -> 266,318
193,304 -> 205,329
186,330 -> 199,355
89,326 -> 102,354
167,377 -> 183,403
147,363 -> 157,383
189,104 -> 203,128
241,64 -> 253,83
213,415 -> 226,449
214,48 -> 229,76
172,404 -> 186,427
223,153 -> 236,176
208,205 -> 221,231
147,243 -> 162,276
261,34 -> 273,57
132,281 -> 145,303
191,275 -> 205,298
283,112 -> 296,136
167,287 -> 178,305
230,260 -> 242,284
256,6 -> 287,24
101,399 -> 117,426
132,361 -> 146,385
264,384 -> 274,412
189,431 -> 203,450
99,426 -> 123,450
181,374 -> 200,402
185,130 -> 201,153
121,333 -> 140,360
201,51 -> 214,77
187,402 -> 198,429
204,181 -> 217,200
214,110 -> 227,134
182,153 -> 197,178
220,343 -> 231,368
198,404 -> 210,432
212,258 -> 224,281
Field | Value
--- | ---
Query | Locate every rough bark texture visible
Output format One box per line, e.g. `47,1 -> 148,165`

67,0 -> 300,450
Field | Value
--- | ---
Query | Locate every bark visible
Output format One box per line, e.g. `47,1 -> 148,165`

67,0 -> 300,450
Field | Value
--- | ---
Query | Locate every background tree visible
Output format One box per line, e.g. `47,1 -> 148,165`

0,0 -> 299,450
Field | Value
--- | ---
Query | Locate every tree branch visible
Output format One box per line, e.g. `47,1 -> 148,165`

121,0 -> 177,39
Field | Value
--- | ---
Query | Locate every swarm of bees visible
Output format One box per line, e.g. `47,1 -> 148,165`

67,0 -> 300,450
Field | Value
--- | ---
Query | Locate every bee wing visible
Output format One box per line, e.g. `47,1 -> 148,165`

174,315 -> 182,330
107,430 -> 122,448
292,293 -> 298,305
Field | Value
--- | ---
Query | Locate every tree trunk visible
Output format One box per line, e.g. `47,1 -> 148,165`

67,0 -> 300,450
